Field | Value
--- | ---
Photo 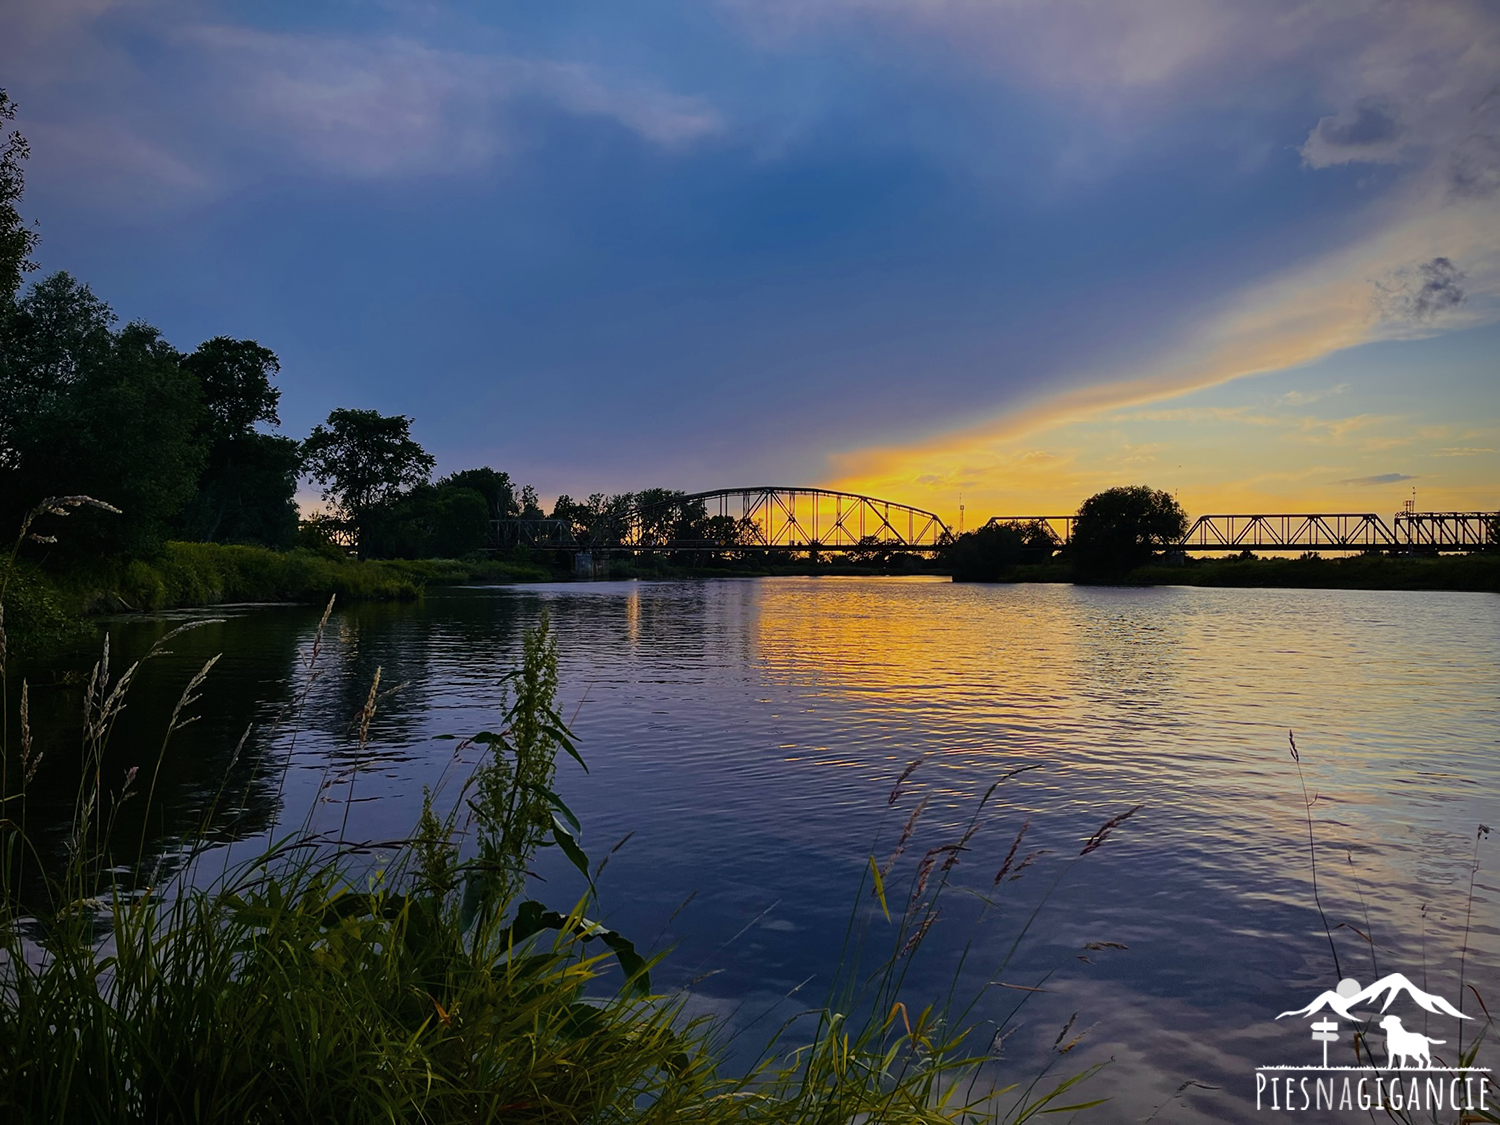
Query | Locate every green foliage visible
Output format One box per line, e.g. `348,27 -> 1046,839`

364,483 -> 494,559
0,278 -> 205,558
0,89 -> 38,304
302,409 -> 436,556
1070,485 -> 1188,581
0,560 -> 87,656
179,338 -> 300,548
441,466 -> 519,520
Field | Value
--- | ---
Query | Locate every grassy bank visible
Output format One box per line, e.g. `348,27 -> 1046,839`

0,542 -> 552,657
967,552 -> 1500,592
1133,551 -> 1500,592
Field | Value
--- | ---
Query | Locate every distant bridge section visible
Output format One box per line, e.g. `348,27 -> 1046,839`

1179,513 -> 1396,552
1393,511 -> 1496,550
492,487 -> 955,554
980,511 -> 1497,553
982,516 -> 1074,548
628,487 -> 953,552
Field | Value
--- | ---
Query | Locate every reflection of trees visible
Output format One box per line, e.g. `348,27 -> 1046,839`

6,608 -> 312,896
299,601 -> 435,756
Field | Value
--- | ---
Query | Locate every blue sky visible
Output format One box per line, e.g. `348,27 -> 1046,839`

4,0 -> 1497,519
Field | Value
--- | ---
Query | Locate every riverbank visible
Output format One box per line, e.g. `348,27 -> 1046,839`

997,551 -> 1500,591
0,542 -> 553,655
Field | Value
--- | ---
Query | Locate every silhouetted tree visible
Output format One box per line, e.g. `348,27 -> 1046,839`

949,523 -> 1027,581
302,408 -> 434,556
1071,485 -> 1187,580
369,482 -> 493,558
0,274 -> 203,556
518,484 -> 544,521
180,337 -> 299,547
442,467 -> 518,520
0,90 -> 38,305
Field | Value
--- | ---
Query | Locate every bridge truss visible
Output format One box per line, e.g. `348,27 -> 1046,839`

626,487 -> 954,552
1178,513 -> 1396,551
981,516 -> 1074,548
979,511 -> 1498,553
1393,511 -> 1496,550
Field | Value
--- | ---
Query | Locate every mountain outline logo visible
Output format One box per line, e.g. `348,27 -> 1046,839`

1275,972 -> 1470,1027
1254,969 -> 1491,1113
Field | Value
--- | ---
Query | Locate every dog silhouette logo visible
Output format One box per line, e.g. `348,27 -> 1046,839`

1378,1016 -> 1443,1070
1254,970 -> 1492,1113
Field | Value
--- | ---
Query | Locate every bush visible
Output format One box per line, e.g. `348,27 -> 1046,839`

950,520 -> 1058,582
1070,486 -> 1187,581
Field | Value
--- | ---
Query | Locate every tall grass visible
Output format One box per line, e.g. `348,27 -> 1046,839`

1284,733 -> 1497,1124
0,497 -> 1114,1123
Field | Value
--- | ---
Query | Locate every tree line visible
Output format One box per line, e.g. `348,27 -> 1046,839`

1,90 -> 732,565
2,91 -> 1195,578
0,255 -> 718,563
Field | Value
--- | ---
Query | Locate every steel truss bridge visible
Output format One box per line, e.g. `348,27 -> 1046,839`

493,487 -> 953,553
984,511 -> 1497,553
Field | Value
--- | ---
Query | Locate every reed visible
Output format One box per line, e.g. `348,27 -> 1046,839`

1283,735 -> 1497,1123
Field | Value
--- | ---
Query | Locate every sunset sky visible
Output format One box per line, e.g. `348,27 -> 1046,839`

4,0 -> 1497,524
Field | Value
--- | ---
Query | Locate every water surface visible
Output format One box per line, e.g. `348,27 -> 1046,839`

15,578 -> 1499,1122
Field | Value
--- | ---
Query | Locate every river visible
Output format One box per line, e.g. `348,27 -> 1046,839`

12,577 -> 1499,1122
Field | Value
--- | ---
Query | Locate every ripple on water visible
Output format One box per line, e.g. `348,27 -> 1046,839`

21,578 -> 1496,1124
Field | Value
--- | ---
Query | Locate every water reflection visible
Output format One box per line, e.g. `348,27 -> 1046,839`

7,578 -> 1497,1122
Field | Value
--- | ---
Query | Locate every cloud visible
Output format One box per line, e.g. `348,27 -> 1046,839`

4,13 -> 724,197
1275,383 -> 1349,406
23,117 -> 212,199
183,26 -> 724,178
1340,472 -> 1416,485
1450,132 -> 1500,199
1433,446 -> 1496,456
1373,256 -> 1467,323
1300,96 -> 1404,167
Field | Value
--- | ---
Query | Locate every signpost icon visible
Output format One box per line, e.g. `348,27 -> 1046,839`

1311,1019 -> 1339,1067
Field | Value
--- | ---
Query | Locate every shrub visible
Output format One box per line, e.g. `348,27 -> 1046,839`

1070,486 -> 1187,581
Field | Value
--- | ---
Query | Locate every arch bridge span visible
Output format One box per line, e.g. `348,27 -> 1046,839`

626,486 -> 953,552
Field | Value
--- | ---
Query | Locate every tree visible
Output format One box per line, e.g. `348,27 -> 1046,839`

427,486 -> 491,557
1070,485 -> 1188,580
518,484 -> 544,521
180,337 -> 299,547
0,274 -> 204,556
949,523 -> 1028,581
186,337 -> 282,440
302,409 -> 434,555
442,467 -> 518,520
365,482 -> 494,559
0,90 -> 39,305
